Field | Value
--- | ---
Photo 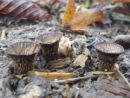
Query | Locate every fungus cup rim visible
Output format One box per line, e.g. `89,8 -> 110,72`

36,32 -> 63,45
6,41 -> 40,56
94,42 -> 124,55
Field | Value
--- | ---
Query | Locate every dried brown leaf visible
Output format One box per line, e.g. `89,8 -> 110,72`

63,0 -> 76,24
69,8 -> 104,30
0,0 -> 52,20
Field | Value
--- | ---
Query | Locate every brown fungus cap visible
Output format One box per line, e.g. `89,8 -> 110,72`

36,32 -> 63,44
94,42 -> 124,55
6,42 -> 40,56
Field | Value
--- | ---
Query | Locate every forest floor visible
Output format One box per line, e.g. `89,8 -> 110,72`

0,1 -> 130,98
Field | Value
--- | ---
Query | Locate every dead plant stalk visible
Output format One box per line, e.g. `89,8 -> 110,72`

53,71 -> 114,84
115,63 -> 130,90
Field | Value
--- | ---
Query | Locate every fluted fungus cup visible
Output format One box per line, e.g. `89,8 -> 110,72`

7,42 -> 40,75
36,32 -> 62,62
94,42 -> 124,71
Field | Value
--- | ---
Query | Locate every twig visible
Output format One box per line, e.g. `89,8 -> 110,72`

75,89 -> 80,98
28,71 -> 75,80
65,84 -> 71,98
115,63 -> 130,90
91,71 -> 114,75
53,74 -> 96,84
51,71 -> 114,84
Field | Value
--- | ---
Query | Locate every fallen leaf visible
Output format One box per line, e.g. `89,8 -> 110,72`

63,0 -> 104,32
0,0 -> 52,20
69,8 -> 104,30
63,0 -> 76,24
48,57 -> 71,68
28,71 -> 75,80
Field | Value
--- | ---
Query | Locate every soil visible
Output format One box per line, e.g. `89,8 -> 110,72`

0,1 -> 130,98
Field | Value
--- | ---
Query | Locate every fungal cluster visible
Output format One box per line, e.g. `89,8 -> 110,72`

5,31 -> 126,98
7,32 -> 63,75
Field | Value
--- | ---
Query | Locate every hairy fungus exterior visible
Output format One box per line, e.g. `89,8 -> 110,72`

7,42 -> 40,75
36,32 -> 62,62
94,42 -> 124,71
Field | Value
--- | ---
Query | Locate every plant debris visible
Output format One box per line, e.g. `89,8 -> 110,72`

0,0 -> 52,20
0,0 -> 129,98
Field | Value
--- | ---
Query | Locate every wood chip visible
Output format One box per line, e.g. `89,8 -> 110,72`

48,57 -> 71,68
74,54 -> 88,68
0,30 -> 6,42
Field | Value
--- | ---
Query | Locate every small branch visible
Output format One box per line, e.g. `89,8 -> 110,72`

75,89 -> 80,98
65,84 -> 71,98
28,71 -> 75,80
53,71 -> 114,84
91,71 -> 114,75
53,74 -> 95,84
115,63 -> 130,90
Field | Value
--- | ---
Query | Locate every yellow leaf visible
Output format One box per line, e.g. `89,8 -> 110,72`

28,71 -> 75,80
69,8 -> 104,30
63,0 -> 76,24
